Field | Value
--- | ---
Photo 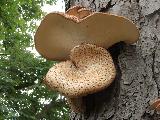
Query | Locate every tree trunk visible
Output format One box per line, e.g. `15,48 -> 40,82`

65,0 -> 160,119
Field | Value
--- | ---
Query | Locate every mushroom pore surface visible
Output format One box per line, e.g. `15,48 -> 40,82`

44,44 -> 116,98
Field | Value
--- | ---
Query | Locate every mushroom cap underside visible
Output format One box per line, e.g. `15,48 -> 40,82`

35,12 -> 139,60
44,44 -> 116,98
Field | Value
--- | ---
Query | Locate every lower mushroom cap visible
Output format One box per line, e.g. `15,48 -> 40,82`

44,44 -> 116,98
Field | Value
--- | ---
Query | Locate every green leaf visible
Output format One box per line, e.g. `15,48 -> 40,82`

0,0 -> 69,119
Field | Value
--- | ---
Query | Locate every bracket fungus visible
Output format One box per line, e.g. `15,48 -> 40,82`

44,44 -> 116,97
34,6 -> 139,112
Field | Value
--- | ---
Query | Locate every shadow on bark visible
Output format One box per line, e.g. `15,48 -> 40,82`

80,42 -> 125,118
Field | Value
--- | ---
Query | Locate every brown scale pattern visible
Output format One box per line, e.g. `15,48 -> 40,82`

44,44 -> 116,112
45,44 -> 116,97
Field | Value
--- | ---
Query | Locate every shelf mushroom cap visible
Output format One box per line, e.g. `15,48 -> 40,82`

35,11 -> 139,61
44,44 -> 116,98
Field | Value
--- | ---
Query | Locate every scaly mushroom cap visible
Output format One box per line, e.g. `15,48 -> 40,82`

150,99 -> 160,112
44,44 -> 116,97
35,11 -> 139,60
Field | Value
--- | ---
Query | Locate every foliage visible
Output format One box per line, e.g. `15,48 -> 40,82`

0,0 -> 69,119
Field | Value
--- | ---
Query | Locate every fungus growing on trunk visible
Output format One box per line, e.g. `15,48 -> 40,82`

34,6 -> 139,112
45,44 -> 116,97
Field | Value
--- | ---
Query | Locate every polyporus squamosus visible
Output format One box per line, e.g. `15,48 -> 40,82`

34,6 -> 139,112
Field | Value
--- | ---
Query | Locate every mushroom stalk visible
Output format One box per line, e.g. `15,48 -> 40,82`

67,97 -> 85,112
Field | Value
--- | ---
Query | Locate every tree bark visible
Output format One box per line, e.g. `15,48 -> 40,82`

65,0 -> 160,119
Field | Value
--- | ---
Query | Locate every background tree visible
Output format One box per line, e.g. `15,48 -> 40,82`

0,0 -> 69,119
65,0 -> 160,119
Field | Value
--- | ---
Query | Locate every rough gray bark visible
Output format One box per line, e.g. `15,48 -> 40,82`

65,0 -> 160,119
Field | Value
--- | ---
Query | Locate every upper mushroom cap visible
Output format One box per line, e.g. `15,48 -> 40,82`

44,44 -> 116,98
35,10 -> 139,60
